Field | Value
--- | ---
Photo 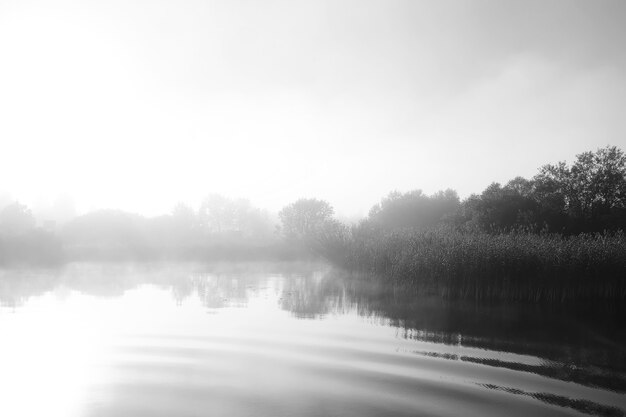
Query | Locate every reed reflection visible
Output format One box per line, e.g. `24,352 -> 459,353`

1,262 -> 624,397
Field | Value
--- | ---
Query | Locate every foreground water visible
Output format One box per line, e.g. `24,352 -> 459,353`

0,263 -> 624,417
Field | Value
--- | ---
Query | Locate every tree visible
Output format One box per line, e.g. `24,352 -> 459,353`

147,203 -> 201,246
278,198 -> 335,241
504,176 -> 534,197
533,146 -> 626,231
62,210 -> 147,245
198,194 -> 236,234
368,189 -> 460,230
569,146 -> 626,217
0,202 -> 36,235
198,194 -> 273,238
171,203 -> 198,231
467,182 -> 541,232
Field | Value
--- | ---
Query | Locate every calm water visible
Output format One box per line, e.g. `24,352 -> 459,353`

0,263 -> 624,417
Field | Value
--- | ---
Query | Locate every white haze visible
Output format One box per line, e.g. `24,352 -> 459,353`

1,0 -> 625,219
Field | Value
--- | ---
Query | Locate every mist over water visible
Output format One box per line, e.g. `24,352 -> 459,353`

0,263 -> 624,417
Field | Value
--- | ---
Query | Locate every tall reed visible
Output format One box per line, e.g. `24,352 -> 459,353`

331,228 -> 626,303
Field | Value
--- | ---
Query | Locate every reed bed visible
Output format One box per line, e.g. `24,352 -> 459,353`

334,228 -> 626,303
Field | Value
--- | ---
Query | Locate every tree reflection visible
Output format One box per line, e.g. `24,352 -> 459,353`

1,262 -> 624,391
276,267 -> 626,385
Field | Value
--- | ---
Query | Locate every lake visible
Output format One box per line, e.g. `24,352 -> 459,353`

0,262 -> 624,417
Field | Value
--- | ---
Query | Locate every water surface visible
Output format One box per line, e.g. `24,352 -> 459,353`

0,263 -> 624,417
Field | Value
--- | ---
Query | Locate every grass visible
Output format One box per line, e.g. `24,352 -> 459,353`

330,227 -> 626,303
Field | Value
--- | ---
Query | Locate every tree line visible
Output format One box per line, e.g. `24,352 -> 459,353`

279,145 -> 626,248
0,145 -> 625,268
0,195 -> 288,263
275,146 -> 626,303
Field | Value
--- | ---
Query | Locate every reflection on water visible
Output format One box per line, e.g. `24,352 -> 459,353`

0,263 -> 624,417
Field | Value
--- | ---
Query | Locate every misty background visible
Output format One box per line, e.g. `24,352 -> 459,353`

2,0 -> 626,220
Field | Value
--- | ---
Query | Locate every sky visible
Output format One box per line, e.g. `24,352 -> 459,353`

1,0 -> 625,219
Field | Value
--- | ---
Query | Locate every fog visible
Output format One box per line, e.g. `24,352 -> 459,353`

2,3 -> 626,415
2,0 -> 626,218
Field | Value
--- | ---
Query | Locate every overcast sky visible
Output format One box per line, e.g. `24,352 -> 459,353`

1,0 -> 625,217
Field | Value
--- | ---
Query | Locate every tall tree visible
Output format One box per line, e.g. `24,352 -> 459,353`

198,194 -> 236,234
279,198 -> 335,241
533,146 -> 626,229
